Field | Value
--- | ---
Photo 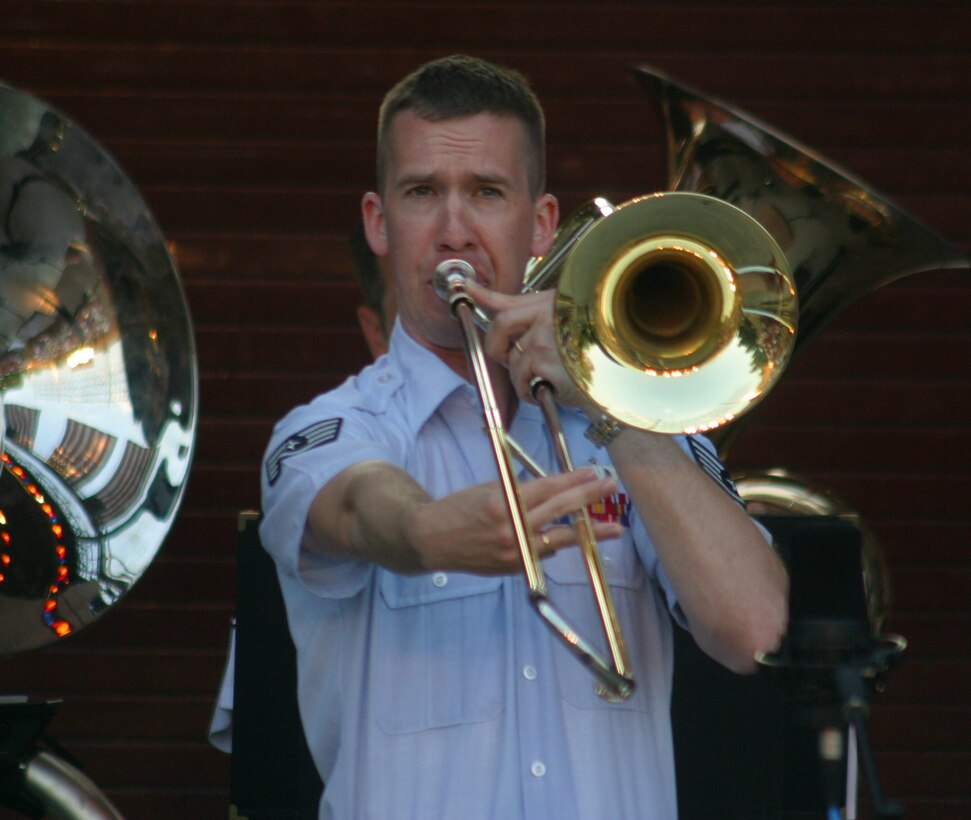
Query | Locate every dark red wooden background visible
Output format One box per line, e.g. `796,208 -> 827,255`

0,2 -> 968,818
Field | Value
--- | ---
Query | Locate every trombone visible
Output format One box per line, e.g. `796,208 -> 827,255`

436,257 -> 634,700
435,192 -> 799,700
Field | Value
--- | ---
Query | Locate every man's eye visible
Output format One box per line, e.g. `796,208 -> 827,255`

406,185 -> 433,198
479,187 -> 502,198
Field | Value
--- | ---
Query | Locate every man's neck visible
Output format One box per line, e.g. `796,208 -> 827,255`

429,339 -> 519,425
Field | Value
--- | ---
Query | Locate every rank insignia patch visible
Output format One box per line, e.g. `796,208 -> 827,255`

266,418 -> 342,485
687,435 -> 745,508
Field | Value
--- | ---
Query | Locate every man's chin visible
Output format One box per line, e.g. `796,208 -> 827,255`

401,319 -> 465,352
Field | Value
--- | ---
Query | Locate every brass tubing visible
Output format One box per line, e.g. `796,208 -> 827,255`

439,264 -> 547,598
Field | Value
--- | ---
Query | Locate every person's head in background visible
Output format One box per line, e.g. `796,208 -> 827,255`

349,218 -> 397,358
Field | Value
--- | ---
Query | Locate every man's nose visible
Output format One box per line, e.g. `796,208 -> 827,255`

438,195 -> 476,251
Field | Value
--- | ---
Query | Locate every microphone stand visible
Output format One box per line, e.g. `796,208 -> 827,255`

834,654 -> 905,820
758,632 -> 907,820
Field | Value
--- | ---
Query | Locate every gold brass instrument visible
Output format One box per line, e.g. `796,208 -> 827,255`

629,64 -> 971,450
552,193 -> 798,433
735,469 -> 893,639
628,64 -> 966,678
435,191 -> 798,700
435,64 -> 969,701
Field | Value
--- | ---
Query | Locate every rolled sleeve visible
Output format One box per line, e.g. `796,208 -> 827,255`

259,402 -> 395,600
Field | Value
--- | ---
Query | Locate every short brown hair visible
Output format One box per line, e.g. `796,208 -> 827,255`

375,54 -> 547,197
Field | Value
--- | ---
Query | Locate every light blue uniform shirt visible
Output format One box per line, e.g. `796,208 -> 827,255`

261,321 -> 731,820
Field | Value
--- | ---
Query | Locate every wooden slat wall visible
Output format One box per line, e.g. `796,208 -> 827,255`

1,2 -> 968,817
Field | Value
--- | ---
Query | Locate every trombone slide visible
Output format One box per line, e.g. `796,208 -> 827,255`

436,259 -> 635,701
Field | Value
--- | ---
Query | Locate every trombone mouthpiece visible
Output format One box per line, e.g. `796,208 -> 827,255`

434,259 -> 475,295
433,259 -> 477,303
434,259 -> 492,329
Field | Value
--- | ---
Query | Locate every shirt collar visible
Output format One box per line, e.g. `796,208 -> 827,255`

387,318 -> 474,434
384,318 -> 553,443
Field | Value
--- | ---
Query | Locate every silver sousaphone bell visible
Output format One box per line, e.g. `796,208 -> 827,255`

0,81 -> 198,818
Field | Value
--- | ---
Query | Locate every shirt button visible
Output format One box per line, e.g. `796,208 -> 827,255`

522,665 -> 537,681
378,373 -> 392,384
530,760 -> 547,778
432,572 -> 448,588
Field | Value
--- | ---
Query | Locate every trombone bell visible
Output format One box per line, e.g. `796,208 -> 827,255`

596,235 -> 738,373
556,193 -> 798,434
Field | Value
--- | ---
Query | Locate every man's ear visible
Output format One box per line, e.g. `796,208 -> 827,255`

357,305 -> 389,359
531,193 -> 559,258
361,192 -> 388,257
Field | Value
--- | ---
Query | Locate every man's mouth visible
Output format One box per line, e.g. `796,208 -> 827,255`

429,262 -> 490,291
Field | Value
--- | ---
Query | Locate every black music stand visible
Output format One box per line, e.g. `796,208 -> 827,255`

231,513 -> 322,820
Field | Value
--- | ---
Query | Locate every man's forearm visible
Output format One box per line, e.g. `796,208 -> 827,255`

305,460 -> 432,573
604,428 -> 788,673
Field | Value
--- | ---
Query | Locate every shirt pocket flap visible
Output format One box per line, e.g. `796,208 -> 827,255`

380,571 -> 502,608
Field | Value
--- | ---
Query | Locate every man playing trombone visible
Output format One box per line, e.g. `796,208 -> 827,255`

261,54 -> 787,819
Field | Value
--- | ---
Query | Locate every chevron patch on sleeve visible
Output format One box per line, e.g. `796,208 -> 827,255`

686,436 -> 745,508
266,418 -> 342,485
